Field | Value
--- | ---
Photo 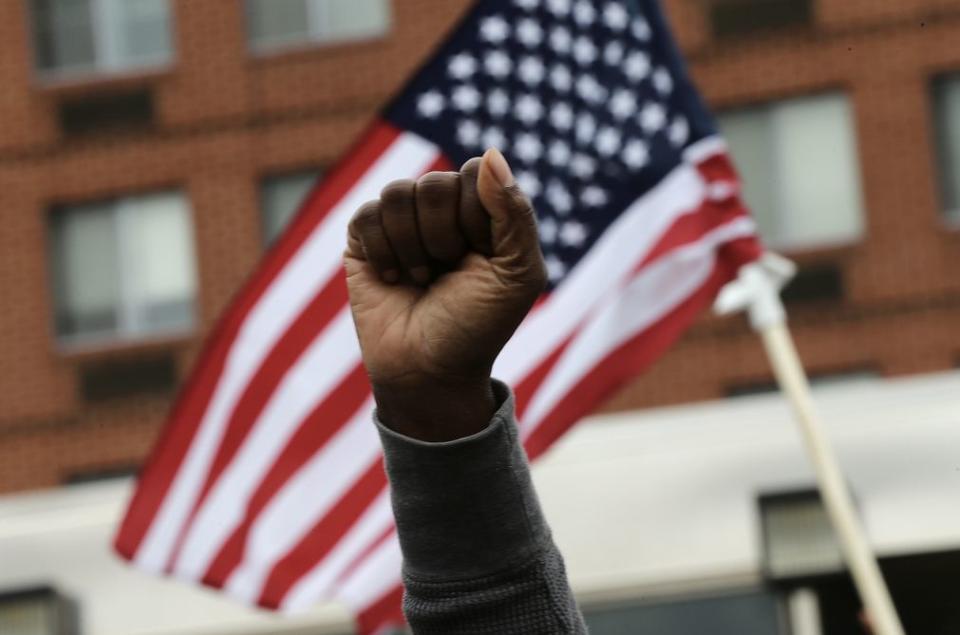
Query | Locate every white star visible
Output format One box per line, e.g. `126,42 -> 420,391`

516,170 -> 542,197
596,126 -> 622,156
480,16 -> 510,43
487,88 -> 510,117
604,40 -> 624,65
546,0 -> 572,16
581,186 -> 609,207
624,51 -> 651,81
547,180 -> 574,214
518,56 -> 546,86
515,0 -> 540,9
570,153 -> 596,179
572,36 -> 597,65
622,139 -> 650,169
550,63 -> 573,92
560,221 -> 589,246
548,139 -> 571,166
483,126 -> 507,150
653,67 -> 673,95
632,17 -> 652,41
417,91 -> 444,118
545,254 -> 567,282
484,50 -> 513,78
668,116 -> 690,147
609,88 -> 637,119
573,0 -> 596,25
457,120 -> 481,147
639,102 -> 667,134
515,93 -> 544,124
603,3 -> 629,30
575,112 -> 596,145
550,102 -> 575,130
549,26 -> 572,54
514,132 -> 543,163
539,216 -> 558,243
448,53 -> 476,80
576,74 -> 606,103
452,84 -> 481,112
516,18 -> 543,47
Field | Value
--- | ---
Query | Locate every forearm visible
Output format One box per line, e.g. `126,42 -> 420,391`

375,380 -> 587,634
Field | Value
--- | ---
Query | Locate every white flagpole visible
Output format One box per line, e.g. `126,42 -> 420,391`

715,253 -> 906,635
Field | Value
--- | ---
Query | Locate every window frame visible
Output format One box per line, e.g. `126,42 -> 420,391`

31,0 -> 174,80
48,190 -> 199,349
259,169 -> 322,247
245,0 -> 391,54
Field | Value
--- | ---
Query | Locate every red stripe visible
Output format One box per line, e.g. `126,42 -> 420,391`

115,121 -> 401,559
356,585 -> 405,635
199,365 -> 371,587
523,258 -> 737,461
257,462 -> 389,608
166,275 -> 351,571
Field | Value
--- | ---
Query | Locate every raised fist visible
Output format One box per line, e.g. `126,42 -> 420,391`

344,149 -> 546,440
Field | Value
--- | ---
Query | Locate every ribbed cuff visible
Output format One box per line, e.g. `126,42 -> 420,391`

375,379 -> 551,581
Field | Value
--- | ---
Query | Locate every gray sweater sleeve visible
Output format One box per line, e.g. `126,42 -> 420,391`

375,379 -> 588,635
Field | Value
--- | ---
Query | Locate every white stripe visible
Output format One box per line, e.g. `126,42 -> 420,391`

683,135 -> 728,164
224,399 -> 380,603
133,134 -> 439,571
520,217 -> 757,437
172,309 -> 361,578
334,533 -> 403,612
280,491 -> 394,612
494,151 -> 710,385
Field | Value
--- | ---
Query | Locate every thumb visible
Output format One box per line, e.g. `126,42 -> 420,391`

476,148 -> 546,281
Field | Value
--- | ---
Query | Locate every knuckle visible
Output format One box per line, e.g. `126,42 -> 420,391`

351,201 -> 381,231
416,172 -> 459,209
380,179 -> 416,208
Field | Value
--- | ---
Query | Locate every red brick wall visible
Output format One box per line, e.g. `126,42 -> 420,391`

1,0 -> 959,493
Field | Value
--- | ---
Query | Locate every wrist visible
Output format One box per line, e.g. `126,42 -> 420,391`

372,375 -> 498,442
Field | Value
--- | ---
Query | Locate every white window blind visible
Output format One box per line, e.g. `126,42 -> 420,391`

718,93 -> 866,250
245,0 -> 390,51
50,191 -> 198,344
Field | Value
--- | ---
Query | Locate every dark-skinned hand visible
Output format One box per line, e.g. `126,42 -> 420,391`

343,149 -> 546,441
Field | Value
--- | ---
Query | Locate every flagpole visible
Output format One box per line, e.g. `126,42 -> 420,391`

715,253 -> 906,635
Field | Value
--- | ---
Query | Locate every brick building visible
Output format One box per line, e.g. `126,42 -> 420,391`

1,0 -> 959,497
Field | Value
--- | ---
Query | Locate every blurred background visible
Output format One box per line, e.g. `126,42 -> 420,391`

0,0 -> 959,634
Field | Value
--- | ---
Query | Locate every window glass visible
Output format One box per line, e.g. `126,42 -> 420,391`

261,171 -> 320,246
51,202 -> 120,338
718,93 -> 865,250
31,0 -> 172,75
934,75 -> 960,221
49,191 -> 197,344
245,0 -> 311,49
319,0 -> 391,41
33,0 -> 97,72
120,192 -> 197,334
245,0 -> 390,50
585,590 -> 783,634
106,0 -> 173,67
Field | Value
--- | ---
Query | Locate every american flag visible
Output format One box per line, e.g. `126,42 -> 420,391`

115,0 -> 761,632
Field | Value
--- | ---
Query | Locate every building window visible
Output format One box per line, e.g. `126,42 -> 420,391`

49,191 -> 198,345
584,590 -> 784,634
245,0 -> 391,51
717,93 -> 866,250
0,587 -> 78,635
260,170 -> 320,246
708,0 -> 813,38
30,0 -> 173,77
934,74 -> 960,223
